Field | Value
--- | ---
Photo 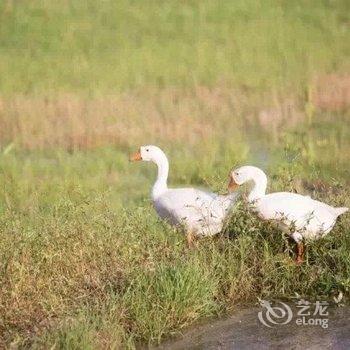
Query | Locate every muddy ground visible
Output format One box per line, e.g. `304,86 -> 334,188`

154,306 -> 350,350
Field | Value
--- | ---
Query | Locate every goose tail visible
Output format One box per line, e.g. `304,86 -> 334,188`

335,207 -> 349,217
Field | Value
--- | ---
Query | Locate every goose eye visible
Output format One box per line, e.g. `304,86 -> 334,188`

146,149 -> 149,152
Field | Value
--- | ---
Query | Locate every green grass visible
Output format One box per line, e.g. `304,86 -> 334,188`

0,0 -> 349,94
1,116 -> 349,348
0,0 -> 350,348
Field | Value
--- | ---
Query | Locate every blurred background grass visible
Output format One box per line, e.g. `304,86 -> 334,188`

0,0 -> 349,348
0,0 -> 349,93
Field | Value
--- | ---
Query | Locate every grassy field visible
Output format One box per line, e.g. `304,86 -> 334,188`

1,0 -> 350,94
0,0 -> 350,348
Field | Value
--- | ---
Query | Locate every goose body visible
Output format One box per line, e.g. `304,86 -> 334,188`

131,145 -> 237,238
254,192 -> 347,240
154,187 -> 236,237
228,166 -> 348,262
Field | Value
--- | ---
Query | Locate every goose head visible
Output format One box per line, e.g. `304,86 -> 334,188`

228,166 -> 267,192
129,145 -> 166,164
130,145 -> 169,198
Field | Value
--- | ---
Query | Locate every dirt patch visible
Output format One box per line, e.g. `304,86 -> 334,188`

154,306 -> 350,350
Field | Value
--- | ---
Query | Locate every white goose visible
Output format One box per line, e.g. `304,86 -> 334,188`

228,166 -> 348,263
130,145 -> 237,244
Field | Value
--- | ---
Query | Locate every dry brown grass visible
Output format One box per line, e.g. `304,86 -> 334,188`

311,74 -> 350,112
0,87 -> 307,151
0,88 -> 226,151
2,77 -> 346,152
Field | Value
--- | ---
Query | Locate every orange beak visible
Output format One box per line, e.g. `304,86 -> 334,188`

228,176 -> 239,192
129,150 -> 142,162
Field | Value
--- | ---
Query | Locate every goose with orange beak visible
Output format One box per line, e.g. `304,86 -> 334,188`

130,145 -> 238,245
228,165 -> 348,264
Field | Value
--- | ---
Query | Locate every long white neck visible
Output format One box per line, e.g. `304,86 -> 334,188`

248,168 -> 268,202
151,153 -> 169,200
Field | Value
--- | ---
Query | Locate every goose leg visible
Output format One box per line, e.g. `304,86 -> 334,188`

296,242 -> 305,265
186,230 -> 196,248
291,232 -> 304,265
